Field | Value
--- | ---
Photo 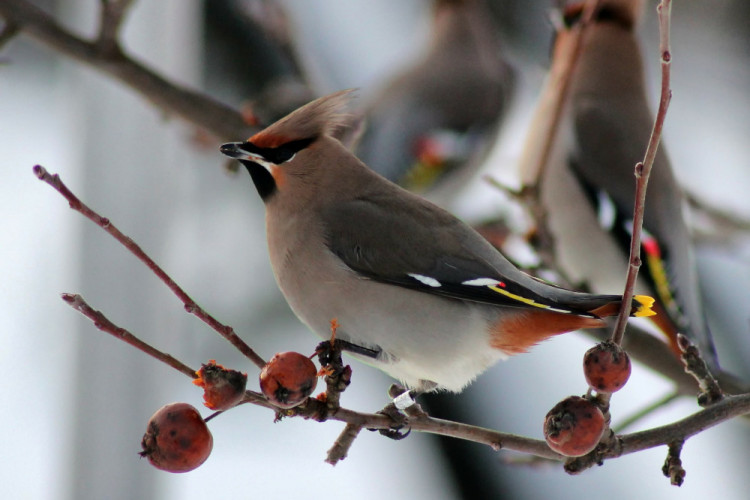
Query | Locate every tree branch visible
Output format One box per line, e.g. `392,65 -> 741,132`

97,0 -> 135,54
68,277 -> 750,464
33,165 -> 267,370
325,423 -> 362,465
0,0 -> 251,140
609,0 -> 673,345
61,292 -> 197,378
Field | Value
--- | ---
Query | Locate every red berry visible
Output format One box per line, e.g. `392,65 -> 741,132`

193,360 -> 248,411
544,396 -> 606,457
583,341 -> 631,393
259,352 -> 318,409
140,403 -> 213,472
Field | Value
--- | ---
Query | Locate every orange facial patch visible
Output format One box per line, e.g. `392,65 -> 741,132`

270,164 -> 285,187
489,310 -> 605,355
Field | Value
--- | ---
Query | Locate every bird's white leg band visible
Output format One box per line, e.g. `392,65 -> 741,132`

393,391 -> 416,410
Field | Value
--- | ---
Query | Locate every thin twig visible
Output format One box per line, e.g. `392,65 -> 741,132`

61,293 -> 197,379
662,439 -> 686,486
566,393 -> 750,473
60,291 -> 272,409
609,0 -> 673,346
677,334 -> 724,406
97,0 -> 134,55
33,165 -> 266,369
325,423 -> 362,465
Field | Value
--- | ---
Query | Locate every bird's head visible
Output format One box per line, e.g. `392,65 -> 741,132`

221,89 -> 356,202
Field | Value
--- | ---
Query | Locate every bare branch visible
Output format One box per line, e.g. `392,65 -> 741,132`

0,0 -> 251,140
677,334 -> 724,406
610,0 -> 673,346
33,165 -> 267,369
97,0 -> 135,54
662,439 -> 686,486
567,393 -> 750,474
61,292 -> 197,378
325,423 -> 362,465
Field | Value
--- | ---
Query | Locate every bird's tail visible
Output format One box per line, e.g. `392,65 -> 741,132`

632,295 -> 657,317
588,294 -> 656,319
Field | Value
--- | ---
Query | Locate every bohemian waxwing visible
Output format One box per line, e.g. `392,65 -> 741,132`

520,0 -> 718,367
354,0 -> 514,200
221,90 -> 655,392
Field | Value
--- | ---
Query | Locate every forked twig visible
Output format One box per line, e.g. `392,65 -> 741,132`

33,165 -> 266,369
62,292 -> 196,378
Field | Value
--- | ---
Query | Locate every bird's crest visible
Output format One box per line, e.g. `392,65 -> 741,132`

249,89 -> 357,148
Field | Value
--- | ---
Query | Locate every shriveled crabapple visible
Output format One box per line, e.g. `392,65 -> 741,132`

544,396 -> 606,457
259,351 -> 318,409
193,360 -> 248,411
140,402 -> 213,473
583,341 -> 632,393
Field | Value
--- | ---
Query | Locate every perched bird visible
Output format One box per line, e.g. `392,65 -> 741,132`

520,0 -> 717,366
354,0 -> 514,199
221,90 -> 655,392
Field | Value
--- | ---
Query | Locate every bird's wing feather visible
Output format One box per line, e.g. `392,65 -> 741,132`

320,193 -> 608,315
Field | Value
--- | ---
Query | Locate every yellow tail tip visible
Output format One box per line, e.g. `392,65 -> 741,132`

633,295 -> 657,317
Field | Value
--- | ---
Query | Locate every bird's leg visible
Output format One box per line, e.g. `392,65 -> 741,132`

372,383 -> 434,440
389,382 -> 433,418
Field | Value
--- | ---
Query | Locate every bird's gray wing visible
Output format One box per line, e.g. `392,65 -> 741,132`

320,192 -> 613,315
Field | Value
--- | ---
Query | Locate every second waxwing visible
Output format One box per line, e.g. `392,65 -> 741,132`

221,90 -> 656,393
354,0 -> 515,201
520,0 -> 718,367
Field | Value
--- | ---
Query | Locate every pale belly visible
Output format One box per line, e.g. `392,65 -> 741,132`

275,253 -> 506,392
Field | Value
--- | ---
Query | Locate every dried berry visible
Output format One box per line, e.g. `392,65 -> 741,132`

259,351 -> 318,409
140,402 -> 213,472
193,360 -> 247,411
583,341 -> 631,393
544,396 -> 606,457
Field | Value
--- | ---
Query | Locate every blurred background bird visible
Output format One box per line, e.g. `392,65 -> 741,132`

519,0 -> 718,368
353,0 -> 516,202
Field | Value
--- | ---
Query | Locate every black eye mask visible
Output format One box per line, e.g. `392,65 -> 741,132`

239,137 -> 317,164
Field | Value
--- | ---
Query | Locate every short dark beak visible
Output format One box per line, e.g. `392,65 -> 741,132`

220,142 -> 245,159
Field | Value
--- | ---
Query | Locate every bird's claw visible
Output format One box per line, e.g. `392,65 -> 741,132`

373,402 -> 412,440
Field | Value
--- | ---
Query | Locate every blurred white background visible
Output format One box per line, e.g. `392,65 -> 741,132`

1,1 -> 749,499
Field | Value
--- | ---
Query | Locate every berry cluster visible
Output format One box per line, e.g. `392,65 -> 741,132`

543,341 -> 632,457
141,351 -> 320,472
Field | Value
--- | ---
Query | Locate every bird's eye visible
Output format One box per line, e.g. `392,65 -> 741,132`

269,137 -> 317,164
240,137 -> 317,165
